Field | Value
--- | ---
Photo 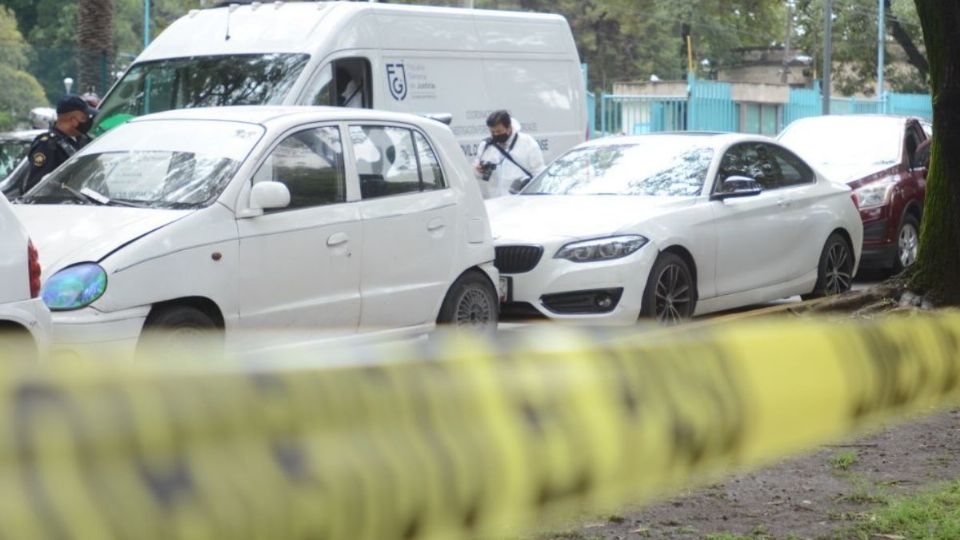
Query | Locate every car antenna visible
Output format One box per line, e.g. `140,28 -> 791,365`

224,3 -> 237,41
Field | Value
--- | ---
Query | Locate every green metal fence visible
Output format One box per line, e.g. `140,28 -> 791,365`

784,86 -> 821,126
888,92 -> 934,120
594,77 -> 932,139
600,94 -> 688,136
688,76 -> 737,132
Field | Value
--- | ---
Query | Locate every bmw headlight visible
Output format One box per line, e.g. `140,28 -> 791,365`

854,179 -> 895,209
42,263 -> 108,311
555,235 -> 649,263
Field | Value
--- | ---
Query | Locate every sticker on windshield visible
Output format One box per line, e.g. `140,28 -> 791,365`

107,153 -> 172,200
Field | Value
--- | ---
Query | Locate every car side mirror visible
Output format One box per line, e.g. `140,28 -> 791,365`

713,175 -> 763,200
912,139 -> 931,171
247,181 -> 290,214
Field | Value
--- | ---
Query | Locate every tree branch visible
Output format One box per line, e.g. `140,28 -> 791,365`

885,0 -> 928,79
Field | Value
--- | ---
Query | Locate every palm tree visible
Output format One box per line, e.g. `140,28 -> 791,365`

77,0 -> 113,95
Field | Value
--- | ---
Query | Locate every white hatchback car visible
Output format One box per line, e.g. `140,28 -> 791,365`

0,192 -> 49,356
15,107 -> 498,357
488,133 -> 863,324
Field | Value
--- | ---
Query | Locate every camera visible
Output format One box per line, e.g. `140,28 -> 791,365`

478,161 -> 497,181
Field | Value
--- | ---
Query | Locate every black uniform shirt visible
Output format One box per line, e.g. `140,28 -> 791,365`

21,128 -> 91,194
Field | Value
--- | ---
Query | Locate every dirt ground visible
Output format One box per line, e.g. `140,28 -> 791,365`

552,408 -> 960,539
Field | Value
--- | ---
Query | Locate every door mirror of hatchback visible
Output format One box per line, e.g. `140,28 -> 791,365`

912,139 -> 932,172
713,175 -> 763,200
249,181 -> 291,212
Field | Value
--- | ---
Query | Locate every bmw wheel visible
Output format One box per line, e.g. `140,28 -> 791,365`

640,252 -> 696,324
803,233 -> 854,300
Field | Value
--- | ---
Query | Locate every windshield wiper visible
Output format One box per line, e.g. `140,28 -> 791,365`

106,198 -> 150,208
57,183 -> 105,205
58,184 -> 150,208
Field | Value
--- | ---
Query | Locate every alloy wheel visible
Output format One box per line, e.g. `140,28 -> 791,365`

653,263 -> 693,324
898,222 -> 919,269
824,242 -> 853,295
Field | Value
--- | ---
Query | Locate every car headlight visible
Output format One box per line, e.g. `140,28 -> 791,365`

854,179 -> 895,209
42,263 -> 108,311
555,235 -> 649,263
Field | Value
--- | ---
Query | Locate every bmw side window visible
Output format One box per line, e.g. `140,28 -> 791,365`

715,144 -> 753,193
413,131 -> 446,190
717,143 -> 785,192
765,145 -> 813,188
351,126 -> 421,199
252,126 -> 345,211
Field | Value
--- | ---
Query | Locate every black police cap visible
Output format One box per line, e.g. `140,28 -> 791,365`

56,95 -> 98,117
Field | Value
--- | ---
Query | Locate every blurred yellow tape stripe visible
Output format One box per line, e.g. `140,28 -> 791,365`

1,312 -> 960,540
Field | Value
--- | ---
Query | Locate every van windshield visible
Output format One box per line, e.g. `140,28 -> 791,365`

93,53 -> 309,135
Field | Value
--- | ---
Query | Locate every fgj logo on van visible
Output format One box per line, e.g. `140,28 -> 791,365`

386,63 -> 408,101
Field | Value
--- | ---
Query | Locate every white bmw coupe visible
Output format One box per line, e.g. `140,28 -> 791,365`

487,133 -> 863,324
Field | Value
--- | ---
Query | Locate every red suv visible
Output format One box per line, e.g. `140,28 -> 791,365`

779,115 -> 929,273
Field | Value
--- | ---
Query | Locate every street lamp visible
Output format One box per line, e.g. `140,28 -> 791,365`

144,0 -> 151,49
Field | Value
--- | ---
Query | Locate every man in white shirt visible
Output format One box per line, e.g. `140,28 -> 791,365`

474,110 -> 545,199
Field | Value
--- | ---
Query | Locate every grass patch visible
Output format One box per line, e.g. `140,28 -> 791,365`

837,474 -> 890,505
830,449 -> 860,471
841,480 -> 960,539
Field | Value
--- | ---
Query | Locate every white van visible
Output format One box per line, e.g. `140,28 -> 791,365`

93,1 -> 586,163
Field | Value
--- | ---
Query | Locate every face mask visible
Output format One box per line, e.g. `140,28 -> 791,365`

78,117 -> 93,135
491,132 -> 510,144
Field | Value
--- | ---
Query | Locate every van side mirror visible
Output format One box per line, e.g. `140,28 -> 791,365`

713,175 -> 763,200
248,181 -> 290,213
419,113 -> 453,125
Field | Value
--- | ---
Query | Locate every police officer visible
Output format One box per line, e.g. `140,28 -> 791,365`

19,95 -> 98,195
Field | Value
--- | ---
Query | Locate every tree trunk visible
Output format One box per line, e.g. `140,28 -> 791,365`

909,0 -> 960,304
77,0 -> 113,95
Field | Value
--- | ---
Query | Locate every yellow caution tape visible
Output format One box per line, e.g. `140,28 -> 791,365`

1,312 -> 959,540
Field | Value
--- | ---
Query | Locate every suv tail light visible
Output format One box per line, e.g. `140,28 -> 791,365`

851,192 -> 860,209
27,240 -> 41,299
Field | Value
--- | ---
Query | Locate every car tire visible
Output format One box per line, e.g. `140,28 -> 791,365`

640,252 -> 696,324
893,213 -> 920,273
0,325 -> 37,362
802,233 -> 854,300
138,305 -> 220,357
436,271 -> 498,331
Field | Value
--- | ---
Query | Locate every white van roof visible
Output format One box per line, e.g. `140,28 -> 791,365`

139,1 -> 574,61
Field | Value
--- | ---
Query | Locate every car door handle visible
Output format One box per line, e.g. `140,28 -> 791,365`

427,218 -> 445,232
777,198 -> 791,207
326,232 -> 350,247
